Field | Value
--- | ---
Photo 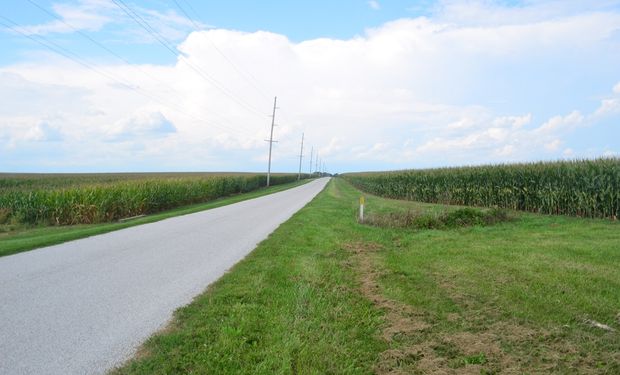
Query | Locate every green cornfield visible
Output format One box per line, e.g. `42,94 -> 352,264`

0,173 -> 306,225
343,158 -> 619,219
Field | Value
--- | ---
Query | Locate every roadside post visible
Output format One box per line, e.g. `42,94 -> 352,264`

359,196 -> 365,223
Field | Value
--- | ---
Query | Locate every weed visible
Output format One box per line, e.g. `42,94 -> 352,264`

463,352 -> 487,365
365,207 -> 512,229
0,208 -> 10,224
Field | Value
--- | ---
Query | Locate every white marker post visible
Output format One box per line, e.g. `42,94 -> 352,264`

359,196 -> 365,223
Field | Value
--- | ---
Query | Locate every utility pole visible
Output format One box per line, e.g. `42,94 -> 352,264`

308,146 -> 313,175
315,152 -> 319,174
265,96 -> 278,187
297,132 -> 304,180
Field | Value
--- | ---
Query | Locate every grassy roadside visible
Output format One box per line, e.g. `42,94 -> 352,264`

0,179 -> 311,258
113,178 -> 619,374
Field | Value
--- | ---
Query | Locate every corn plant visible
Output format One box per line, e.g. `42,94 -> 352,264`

0,173 -> 305,225
343,158 -> 619,219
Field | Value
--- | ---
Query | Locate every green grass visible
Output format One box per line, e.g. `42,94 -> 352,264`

113,178 -> 620,374
0,173 -> 307,225
0,180 -> 310,258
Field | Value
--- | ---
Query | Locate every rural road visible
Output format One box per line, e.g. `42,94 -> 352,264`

0,177 -> 330,375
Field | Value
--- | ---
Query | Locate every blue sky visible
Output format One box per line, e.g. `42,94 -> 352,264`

0,1 -> 434,66
0,0 -> 619,173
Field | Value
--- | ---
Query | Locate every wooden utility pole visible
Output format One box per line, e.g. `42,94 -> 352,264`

297,133 -> 304,180
315,152 -> 319,175
265,96 -> 278,186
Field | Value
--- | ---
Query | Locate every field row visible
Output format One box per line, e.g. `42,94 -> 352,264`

343,158 -> 619,219
0,174 -> 307,225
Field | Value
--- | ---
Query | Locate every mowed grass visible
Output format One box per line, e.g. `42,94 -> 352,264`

0,179 -> 310,258
113,178 -> 619,374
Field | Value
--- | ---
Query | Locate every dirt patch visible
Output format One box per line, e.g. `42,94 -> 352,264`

446,331 -> 501,357
342,241 -> 606,374
342,242 -> 431,341
343,242 -> 436,374
342,240 -> 618,374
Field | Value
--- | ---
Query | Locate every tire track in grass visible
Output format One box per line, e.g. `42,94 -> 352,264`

342,241 -> 541,374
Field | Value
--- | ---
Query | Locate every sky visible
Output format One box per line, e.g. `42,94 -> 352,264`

0,0 -> 619,173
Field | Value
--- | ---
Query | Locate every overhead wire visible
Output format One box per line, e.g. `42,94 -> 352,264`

111,0 -> 268,119
25,0 -> 170,90
171,0 -> 303,139
0,14 -> 250,137
26,0 -> 252,132
178,2 -> 314,160
171,0 -> 272,101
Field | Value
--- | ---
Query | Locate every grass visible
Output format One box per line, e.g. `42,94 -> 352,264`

0,173 -> 306,225
113,178 -> 619,374
0,179 -> 310,258
364,206 -> 512,229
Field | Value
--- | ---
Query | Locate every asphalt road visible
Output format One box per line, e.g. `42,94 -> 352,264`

0,178 -> 329,375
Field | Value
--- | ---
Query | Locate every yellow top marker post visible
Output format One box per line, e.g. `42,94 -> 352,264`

360,196 -> 365,205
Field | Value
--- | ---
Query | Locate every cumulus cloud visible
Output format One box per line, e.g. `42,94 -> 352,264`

13,0 -> 203,42
106,110 -> 176,141
535,111 -> 584,134
2,1 -> 620,171
595,98 -> 620,116
368,1 -> 381,10
15,0 -> 113,35
545,139 -> 562,152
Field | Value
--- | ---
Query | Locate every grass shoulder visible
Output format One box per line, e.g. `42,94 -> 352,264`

0,179 -> 311,258
113,178 -> 619,374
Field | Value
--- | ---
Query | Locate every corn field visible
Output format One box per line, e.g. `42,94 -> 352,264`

343,158 -> 619,219
0,173 -> 304,225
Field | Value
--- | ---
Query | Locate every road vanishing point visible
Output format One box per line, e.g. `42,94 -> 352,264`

0,178 -> 330,375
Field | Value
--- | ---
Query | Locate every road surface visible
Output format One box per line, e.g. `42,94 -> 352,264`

0,178 -> 329,375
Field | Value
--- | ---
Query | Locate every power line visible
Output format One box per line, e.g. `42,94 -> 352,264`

0,14 -> 248,137
112,0 -> 267,119
171,0 -> 272,101
24,0 -> 225,124
25,0 -> 256,134
170,0 -> 304,151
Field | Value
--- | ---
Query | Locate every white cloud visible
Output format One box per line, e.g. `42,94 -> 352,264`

106,110 -> 176,141
614,82 -> 620,94
492,114 -> 532,129
434,0 -> 620,26
13,0 -> 204,42
535,111 -> 584,134
595,98 -> 620,116
545,139 -> 562,152
15,0 -> 113,35
368,1 -> 381,10
2,1 -> 620,171
495,144 -> 515,157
